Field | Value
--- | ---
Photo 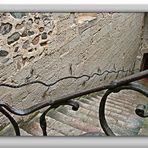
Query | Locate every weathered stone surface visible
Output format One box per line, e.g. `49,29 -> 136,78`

0,23 -> 12,35
22,40 -> 30,49
0,12 -> 145,135
32,35 -> 40,45
1,57 -> 13,65
15,23 -> 24,29
41,32 -> 47,40
34,17 -> 40,24
21,29 -> 27,37
39,27 -> 44,32
14,46 -> 19,52
40,41 -> 47,46
0,49 -> 8,57
10,12 -> 27,19
7,32 -> 20,45
0,125 -> 32,136
28,31 -> 34,36
1,57 -> 10,63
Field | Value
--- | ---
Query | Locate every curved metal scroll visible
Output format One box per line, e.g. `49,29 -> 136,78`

99,82 -> 148,136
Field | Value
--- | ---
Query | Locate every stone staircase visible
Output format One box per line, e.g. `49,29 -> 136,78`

0,88 -> 147,136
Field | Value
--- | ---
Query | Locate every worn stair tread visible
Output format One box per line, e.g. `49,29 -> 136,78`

109,116 -> 143,136
106,99 -> 135,111
108,94 -> 135,105
0,85 -> 145,136
46,129 -> 65,136
80,95 -> 135,114
15,89 -> 146,136
26,121 -> 65,136
20,113 -> 63,136
44,113 -> 86,136
94,91 -> 136,104
138,117 -> 148,136
77,97 -> 132,120
21,113 -> 85,136
87,95 -> 102,103
109,124 -> 137,136
96,94 -> 136,108
79,97 -> 99,106
118,90 -> 140,98
107,96 -> 135,107
48,119 -> 85,136
76,100 -> 99,112
80,95 -> 133,113
20,128 -> 32,136
57,105 -> 119,127
0,124 -> 32,136
57,106 -> 100,127
47,110 -> 102,133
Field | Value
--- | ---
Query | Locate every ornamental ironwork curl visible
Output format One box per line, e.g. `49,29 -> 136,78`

99,82 -> 148,136
0,68 -> 147,136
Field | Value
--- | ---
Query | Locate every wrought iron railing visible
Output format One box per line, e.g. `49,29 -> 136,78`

0,68 -> 147,136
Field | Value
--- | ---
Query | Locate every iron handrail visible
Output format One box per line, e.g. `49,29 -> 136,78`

0,69 -> 147,136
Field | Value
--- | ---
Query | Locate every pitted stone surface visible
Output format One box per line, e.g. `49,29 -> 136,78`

10,13 -> 27,19
7,32 -> 20,45
0,23 -> 12,35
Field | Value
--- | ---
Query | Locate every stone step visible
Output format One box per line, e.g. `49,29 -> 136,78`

105,99 -> 134,113
80,96 -> 132,115
58,104 -> 116,126
79,97 -> 100,107
77,97 -> 131,121
138,117 -> 148,136
76,96 -> 99,108
76,99 -> 99,113
95,94 -> 136,110
119,90 -> 139,98
90,91 -> 105,98
76,99 -> 115,118
0,124 -> 32,136
21,114 -> 63,136
47,109 -> 102,133
1,88 -> 144,137
108,94 -> 135,106
78,94 -> 144,136
88,96 -> 135,116
106,99 -> 135,112
57,106 -> 100,127
19,89 -> 146,136
78,99 -> 133,128
46,118 -> 85,136
109,123 -> 138,136
86,95 -> 102,103
21,113 -> 83,136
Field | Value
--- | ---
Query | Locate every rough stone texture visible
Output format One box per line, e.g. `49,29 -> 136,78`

0,13 -> 145,129
10,13 -> 27,19
0,49 -> 9,57
7,32 -> 20,45
135,13 -> 148,70
0,23 -> 12,35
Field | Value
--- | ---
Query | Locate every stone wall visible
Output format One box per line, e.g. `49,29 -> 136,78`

0,12 -> 144,128
141,13 -> 148,54
134,13 -> 148,70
